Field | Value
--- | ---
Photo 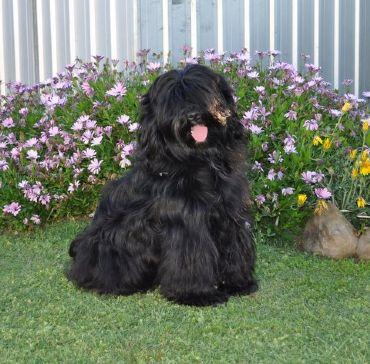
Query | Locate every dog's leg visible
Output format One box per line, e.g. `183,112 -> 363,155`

68,172 -> 160,295
68,222 -> 159,295
68,215 -> 159,295
158,203 -> 229,306
217,219 -> 258,296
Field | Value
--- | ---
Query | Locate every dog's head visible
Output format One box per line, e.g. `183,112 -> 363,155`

138,64 -> 242,161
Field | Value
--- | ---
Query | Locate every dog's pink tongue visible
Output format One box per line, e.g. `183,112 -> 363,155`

191,124 -> 208,143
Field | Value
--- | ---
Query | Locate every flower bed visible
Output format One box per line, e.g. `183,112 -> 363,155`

0,48 -> 369,241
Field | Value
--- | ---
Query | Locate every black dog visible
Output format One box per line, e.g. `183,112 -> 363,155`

68,64 -> 257,306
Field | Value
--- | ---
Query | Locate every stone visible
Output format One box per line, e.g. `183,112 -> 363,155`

300,203 -> 358,259
356,229 -> 370,261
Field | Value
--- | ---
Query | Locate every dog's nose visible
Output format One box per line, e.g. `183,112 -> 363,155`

187,111 -> 202,126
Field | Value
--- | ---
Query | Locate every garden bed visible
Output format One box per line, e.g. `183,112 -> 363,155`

0,48 -> 369,241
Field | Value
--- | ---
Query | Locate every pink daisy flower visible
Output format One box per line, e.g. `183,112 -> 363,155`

117,115 -> 130,125
27,150 -> 39,160
106,82 -> 127,99
2,117 -> 15,128
315,188 -> 332,199
282,187 -> 295,196
88,158 -> 103,175
3,202 -> 22,216
30,214 -> 41,225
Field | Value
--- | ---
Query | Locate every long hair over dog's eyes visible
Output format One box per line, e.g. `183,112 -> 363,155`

207,100 -> 232,126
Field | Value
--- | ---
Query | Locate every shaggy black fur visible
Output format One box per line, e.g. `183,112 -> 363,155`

68,64 -> 257,306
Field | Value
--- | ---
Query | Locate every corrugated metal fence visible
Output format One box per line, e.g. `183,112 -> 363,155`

1,0 -> 370,96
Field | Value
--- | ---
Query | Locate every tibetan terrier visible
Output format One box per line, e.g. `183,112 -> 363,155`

68,64 -> 257,306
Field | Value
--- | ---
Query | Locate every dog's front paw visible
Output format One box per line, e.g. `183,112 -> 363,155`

163,289 -> 229,307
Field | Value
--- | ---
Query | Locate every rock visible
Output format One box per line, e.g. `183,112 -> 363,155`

300,203 -> 358,259
356,229 -> 370,261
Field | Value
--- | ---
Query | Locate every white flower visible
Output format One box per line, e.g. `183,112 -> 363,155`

91,135 -> 103,146
27,150 -> 39,160
117,115 -> 130,125
128,123 -> 139,132
83,148 -> 96,159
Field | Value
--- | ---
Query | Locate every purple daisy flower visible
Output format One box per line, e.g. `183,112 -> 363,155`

277,171 -> 284,180
267,169 -> 276,181
82,81 -> 94,97
19,107 -> 29,117
248,124 -> 264,135
0,159 -> 9,171
284,110 -> 297,121
329,109 -> 342,118
117,115 -> 130,125
49,126 -> 60,136
3,202 -> 22,216
255,86 -> 266,96
91,136 -> 103,146
282,187 -> 295,196
128,123 -> 139,132
247,71 -> 259,79
83,148 -> 96,159
252,161 -> 263,172
268,151 -> 283,164
314,188 -> 332,199
106,82 -> 127,99
301,171 -> 324,184
30,214 -> 41,225
303,119 -> 319,131
26,150 -> 39,160
185,57 -> 198,65
85,119 -> 97,129
255,194 -> 266,205
88,158 -> 102,175
146,62 -> 161,72
2,117 -> 15,128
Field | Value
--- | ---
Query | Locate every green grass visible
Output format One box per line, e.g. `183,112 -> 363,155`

0,221 -> 369,363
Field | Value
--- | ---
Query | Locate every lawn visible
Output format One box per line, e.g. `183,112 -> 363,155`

0,221 -> 369,363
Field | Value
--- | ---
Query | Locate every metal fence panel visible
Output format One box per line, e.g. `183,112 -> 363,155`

223,0 -> 244,54
0,0 -> 369,96
298,0 -> 314,71
275,0 -> 292,64
360,0 -> 370,95
140,0 -> 163,61
0,0 -> 16,89
319,0 -> 334,86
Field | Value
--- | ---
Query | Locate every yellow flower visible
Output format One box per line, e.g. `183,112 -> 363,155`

362,119 -> 369,132
342,102 -> 352,113
349,149 -> 357,160
323,138 -> 331,150
351,168 -> 358,179
357,197 -> 366,208
361,150 -> 369,161
313,136 -> 323,146
359,158 -> 370,176
298,194 -> 307,206
314,199 -> 328,215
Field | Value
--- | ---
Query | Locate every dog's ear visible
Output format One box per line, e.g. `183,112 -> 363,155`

217,75 -> 236,108
137,92 -> 165,161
